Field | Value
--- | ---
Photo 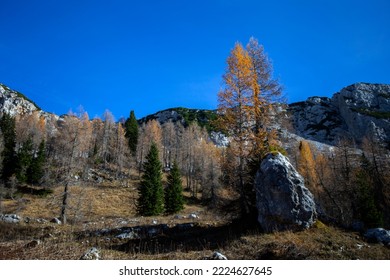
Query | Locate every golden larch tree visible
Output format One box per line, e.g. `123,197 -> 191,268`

216,38 -> 282,215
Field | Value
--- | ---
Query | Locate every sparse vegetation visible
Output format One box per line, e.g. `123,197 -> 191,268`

352,108 -> 390,119
139,107 -> 218,132
174,107 -> 218,132
14,91 -> 42,111
379,93 -> 390,99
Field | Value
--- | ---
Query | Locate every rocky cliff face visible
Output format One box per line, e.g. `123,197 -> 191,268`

332,83 -> 390,144
288,96 -> 345,144
0,84 -> 40,116
289,82 -> 390,145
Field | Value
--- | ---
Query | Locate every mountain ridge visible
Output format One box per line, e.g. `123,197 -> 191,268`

1,82 -> 390,148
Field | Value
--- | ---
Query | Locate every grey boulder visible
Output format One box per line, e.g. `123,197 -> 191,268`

255,153 -> 317,232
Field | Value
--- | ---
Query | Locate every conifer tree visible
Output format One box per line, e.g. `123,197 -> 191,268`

356,153 -> 383,228
164,161 -> 184,214
246,37 -> 282,159
125,110 -> 139,156
0,113 -> 17,183
137,142 -> 164,216
216,38 -> 282,215
27,140 -> 46,185
216,42 -> 254,215
16,137 -> 33,183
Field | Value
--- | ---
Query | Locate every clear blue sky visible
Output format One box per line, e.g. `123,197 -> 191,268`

1,0 -> 389,119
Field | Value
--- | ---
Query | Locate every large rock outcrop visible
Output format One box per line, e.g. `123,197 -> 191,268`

288,96 -> 345,144
289,82 -> 390,145
255,153 -> 317,232
0,84 -> 39,116
332,83 -> 390,143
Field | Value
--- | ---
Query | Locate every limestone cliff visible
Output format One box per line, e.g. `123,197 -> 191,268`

0,83 -> 40,116
289,82 -> 390,145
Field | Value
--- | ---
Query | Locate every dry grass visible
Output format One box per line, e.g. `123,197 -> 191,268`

223,222 -> 390,260
1,178 -> 389,260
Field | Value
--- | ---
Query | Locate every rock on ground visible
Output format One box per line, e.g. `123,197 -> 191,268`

0,214 -> 21,223
364,228 -> 390,245
255,153 -> 317,233
212,251 -> 228,260
50,217 -> 62,224
80,247 -> 101,260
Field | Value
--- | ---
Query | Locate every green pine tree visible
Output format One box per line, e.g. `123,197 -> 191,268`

16,138 -> 34,183
124,110 -> 139,156
0,113 -> 17,183
137,142 -> 164,216
27,140 -> 46,185
164,161 -> 184,214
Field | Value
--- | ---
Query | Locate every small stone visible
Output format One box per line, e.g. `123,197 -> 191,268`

0,214 -> 21,223
50,217 -> 62,224
36,218 -> 45,223
116,231 -> 138,240
25,240 -> 41,248
80,247 -> 101,260
188,213 -> 199,219
212,251 -> 228,260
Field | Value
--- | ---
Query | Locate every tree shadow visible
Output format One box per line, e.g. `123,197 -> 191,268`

76,217 -> 261,256
110,222 -> 242,255
17,185 -> 53,197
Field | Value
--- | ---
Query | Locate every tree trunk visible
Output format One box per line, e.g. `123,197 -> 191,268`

239,155 -> 250,215
60,182 -> 69,224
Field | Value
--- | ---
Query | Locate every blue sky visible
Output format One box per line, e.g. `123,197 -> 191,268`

1,0 -> 389,119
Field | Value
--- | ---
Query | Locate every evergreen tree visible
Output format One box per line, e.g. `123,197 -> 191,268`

27,140 -> 46,185
164,161 -> 184,214
125,110 -> 139,156
137,142 -> 164,216
0,113 -> 17,183
356,153 -> 383,228
16,138 -> 33,183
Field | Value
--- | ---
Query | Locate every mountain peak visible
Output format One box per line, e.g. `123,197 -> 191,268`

0,83 -> 41,116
